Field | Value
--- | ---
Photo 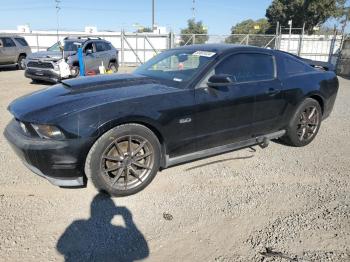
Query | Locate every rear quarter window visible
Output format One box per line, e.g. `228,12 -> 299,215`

283,57 -> 313,76
104,43 -> 112,51
15,38 -> 28,46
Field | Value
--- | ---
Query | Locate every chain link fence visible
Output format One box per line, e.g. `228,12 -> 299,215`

1,31 -> 344,66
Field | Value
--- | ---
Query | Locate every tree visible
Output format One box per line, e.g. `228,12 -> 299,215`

266,0 -> 347,33
225,18 -> 274,47
136,27 -> 153,33
229,18 -> 270,34
180,19 -> 208,45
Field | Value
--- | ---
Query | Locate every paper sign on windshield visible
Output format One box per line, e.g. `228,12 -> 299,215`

192,51 -> 216,57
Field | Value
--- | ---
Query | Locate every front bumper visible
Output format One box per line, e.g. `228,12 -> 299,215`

3,119 -> 94,187
25,67 -> 61,83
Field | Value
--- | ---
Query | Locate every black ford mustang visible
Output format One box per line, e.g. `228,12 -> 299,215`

4,44 -> 338,196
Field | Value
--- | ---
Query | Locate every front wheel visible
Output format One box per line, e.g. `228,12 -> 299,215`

281,98 -> 322,147
85,124 -> 161,197
70,66 -> 80,77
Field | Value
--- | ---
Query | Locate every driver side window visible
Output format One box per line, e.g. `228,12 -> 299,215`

84,42 -> 94,53
199,53 -> 275,88
216,53 -> 275,83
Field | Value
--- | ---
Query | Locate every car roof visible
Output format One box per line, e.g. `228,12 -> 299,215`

173,43 -> 274,55
64,37 -> 107,42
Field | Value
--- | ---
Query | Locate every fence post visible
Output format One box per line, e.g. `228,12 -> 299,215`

193,34 -> 195,44
136,34 -> 138,65
275,21 -> 279,49
246,34 -> 249,45
328,28 -> 337,64
121,30 -> 125,67
297,23 -> 305,56
144,36 -> 146,63
278,25 -> 282,49
169,32 -> 174,49
36,34 -> 39,52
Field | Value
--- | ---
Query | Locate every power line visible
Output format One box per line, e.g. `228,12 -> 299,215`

192,0 -> 196,21
152,0 -> 155,29
55,0 -> 61,41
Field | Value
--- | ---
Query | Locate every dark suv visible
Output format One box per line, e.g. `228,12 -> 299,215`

25,37 -> 118,83
0,35 -> 31,70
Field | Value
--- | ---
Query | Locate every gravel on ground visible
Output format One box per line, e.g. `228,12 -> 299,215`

0,69 -> 349,262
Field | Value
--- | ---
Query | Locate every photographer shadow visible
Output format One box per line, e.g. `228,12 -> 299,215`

57,193 -> 149,262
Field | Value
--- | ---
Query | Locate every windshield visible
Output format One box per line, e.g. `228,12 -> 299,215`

47,41 -> 80,52
134,49 -> 216,85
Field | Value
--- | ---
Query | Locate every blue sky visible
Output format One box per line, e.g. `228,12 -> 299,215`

0,0 -> 346,34
0,0 -> 276,34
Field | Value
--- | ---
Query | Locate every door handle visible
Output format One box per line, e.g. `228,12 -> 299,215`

265,88 -> 280,96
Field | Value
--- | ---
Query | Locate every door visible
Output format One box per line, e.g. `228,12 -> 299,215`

194,53 -> 258,152
0,37 -> 17,64
194,52 -> 283,151
94,41 -> 110,69
83,42 -> 98,72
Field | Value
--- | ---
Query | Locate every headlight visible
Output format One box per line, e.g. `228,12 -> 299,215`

53,62 -> 60,71
18,121 -> 28,135
31,124 -> 65,139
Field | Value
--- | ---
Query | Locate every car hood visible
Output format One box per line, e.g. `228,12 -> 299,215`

27,51 -> 75,61
8,74 -> 179,123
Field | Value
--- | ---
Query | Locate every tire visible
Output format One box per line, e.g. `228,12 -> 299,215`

70,66 -> 80,78
17,55 -> 26,70
108,62 -> 118,73
281,98 -> 322,147
85,124 -> 161,197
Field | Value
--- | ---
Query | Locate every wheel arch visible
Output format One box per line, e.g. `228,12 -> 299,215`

18,53 -> 27,58
109,58 -> 117,64
92,117 -> 167,167
307,93 -> 325,115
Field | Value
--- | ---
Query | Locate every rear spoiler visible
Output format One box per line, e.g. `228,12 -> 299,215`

300,58 -> 335,72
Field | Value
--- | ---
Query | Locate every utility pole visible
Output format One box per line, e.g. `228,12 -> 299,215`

192,0 -> 196,21
55,0 -> 61,42
152,0 -> 155,30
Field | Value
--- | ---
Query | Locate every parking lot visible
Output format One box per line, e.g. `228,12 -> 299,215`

0,69 -> 349,261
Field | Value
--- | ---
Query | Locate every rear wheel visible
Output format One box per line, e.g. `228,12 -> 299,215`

108,62 -> 118,73
282,98 -> 322,147
85,124 -> 161,197
17,55 -> 26,70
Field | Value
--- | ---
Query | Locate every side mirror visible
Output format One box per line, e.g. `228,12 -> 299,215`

207,74 -> 234,88
86,49 -> 93,55
0,41 -> 3,48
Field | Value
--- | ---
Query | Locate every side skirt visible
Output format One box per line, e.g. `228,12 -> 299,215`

164,130 -> 286,168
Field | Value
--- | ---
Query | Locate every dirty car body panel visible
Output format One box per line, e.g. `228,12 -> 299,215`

4,44 -> 338,187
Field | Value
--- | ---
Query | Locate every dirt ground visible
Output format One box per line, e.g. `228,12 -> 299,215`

0,69 -> 349,262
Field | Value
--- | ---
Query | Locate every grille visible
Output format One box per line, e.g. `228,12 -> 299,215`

27,61 -> 54,69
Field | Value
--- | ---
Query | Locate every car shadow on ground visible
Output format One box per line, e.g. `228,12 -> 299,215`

185,155 -> 255,171
29,79 -> 53,86
56,192 -> 149,262
0,66 -> 19,71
